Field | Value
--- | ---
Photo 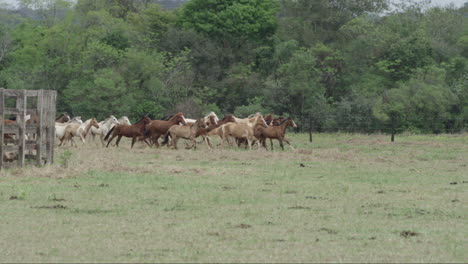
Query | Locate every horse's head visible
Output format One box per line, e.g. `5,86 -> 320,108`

224,114 -> 236,123
256,114 -> 268,128
207,115 -> 217,127
207,112 -> 219,124
91,118 -> 100,128
174,113 -> 186,125
109,115 -> 119,125
288,117 -> 298,128
120,116 -> 131,125
264,114 -> 274,125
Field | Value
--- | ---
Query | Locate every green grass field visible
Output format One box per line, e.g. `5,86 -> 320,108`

1,133 -> 467,263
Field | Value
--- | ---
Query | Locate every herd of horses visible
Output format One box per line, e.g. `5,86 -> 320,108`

52,112 -> 297,150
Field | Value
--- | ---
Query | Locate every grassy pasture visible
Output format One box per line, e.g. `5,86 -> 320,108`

0,133 -> 467,263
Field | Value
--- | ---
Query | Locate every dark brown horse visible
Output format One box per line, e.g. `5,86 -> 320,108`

144,112 -> 186,148
254,117 -> 297,150
104,116 -> 152,148
264,114 -> 274,125
55,113 -> 71,123
272,117 -> 285,126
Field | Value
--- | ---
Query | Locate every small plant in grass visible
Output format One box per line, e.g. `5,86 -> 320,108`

58,150 -> 72,168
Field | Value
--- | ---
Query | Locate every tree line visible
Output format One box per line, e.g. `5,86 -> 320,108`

0,0 -> 467,134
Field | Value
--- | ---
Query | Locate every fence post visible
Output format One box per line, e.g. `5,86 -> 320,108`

36,90 -> 44,166
309,116 -> 313,143
0,88 -> 4,170
16,90 -> 26,167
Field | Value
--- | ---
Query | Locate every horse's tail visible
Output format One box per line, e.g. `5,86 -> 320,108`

104,126 -> 115,141
161,131 -> 171,146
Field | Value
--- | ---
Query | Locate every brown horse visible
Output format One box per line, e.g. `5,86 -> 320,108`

255,117 -> 297,150
144,112 -> 186,148
272,116 -> 285,126
55,113 -> 71,123
105,116 -> 152,148
166,119 -> 209,150
264,114 -> 274,125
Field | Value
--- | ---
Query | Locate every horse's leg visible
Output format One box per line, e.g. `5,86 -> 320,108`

283,138 -> 293,149
204,135 -> 213,149
99,135 -> 105,147
131,136 -> 137,148
279,138 -> 284,150
190,137 -> 197,149
270,138 -> 274,151
173,137 -> 178,150
153,135 -> 161,148
80,134 -> 86,144
115,135 -> 123,147
106,134 -> 116,147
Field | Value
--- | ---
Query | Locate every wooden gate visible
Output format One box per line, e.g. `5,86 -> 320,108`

0,88 -> 56,170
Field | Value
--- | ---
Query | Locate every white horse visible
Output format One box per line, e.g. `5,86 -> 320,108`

89,115 -> 120,146
114,116 -> 131,128
55,117 -> 83,142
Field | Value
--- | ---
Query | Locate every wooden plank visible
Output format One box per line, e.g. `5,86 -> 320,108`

49,91 -> 57,164
36,90 -> 44,166
3,90 -> 23,96
16,91 -> 26,167
3,145 -> 18,152
24,90 -> 39,96
0,88 -> 4,170
26,109 -> 38,116
2,108 -> 20,115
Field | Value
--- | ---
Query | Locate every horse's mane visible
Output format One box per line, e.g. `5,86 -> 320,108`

134,116 -> 148,124
276,118 -> 289,126
168,113 -> 183,121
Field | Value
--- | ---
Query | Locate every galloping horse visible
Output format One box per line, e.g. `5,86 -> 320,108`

104,116 -> 152,148
144,113 -> 186,148
55,117 -> 82,142
221,114 -> 268,150
89,115 -> 120,146
255,117 -> 297,150
166,119 -> 209,150
59,118 -> 100,147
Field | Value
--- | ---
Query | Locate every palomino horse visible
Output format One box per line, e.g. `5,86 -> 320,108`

206,114 -> 237,141
144,113 -> 186,148
55,117 -> 83,142
89,115 -> 120,146
184,112 -> 219,126
255,117 -> 297,150
55,113 -> 71,123
166,119 -> 209,150
105,116 -> 152,148
221,114 -> 268,150
59,118 -> 100,147
163,114 -> 218,148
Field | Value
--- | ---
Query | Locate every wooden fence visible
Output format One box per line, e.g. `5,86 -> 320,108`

0,88 -> 56,170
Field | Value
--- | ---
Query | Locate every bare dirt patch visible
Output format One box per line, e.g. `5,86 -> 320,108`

32,204 -> 67,209
400,231 -> 420,238
235,224 -> 252,229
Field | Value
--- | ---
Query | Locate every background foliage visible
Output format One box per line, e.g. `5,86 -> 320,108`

0,0 -> 467,133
